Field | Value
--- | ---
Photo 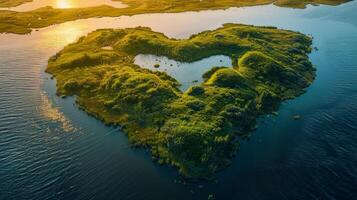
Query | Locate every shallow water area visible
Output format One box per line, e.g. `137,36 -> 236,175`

134,54 -> 231,91
1,0 -> 127,12
0,1 -> 357,200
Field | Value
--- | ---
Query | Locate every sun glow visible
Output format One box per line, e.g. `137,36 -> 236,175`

56,0 -> 72,8
39,22 -> 86,48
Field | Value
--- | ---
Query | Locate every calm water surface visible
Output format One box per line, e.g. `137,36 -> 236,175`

134,54 -> 231,91
0,1 -> 356,200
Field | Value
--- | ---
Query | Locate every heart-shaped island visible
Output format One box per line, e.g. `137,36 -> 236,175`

46,23 -> 315,178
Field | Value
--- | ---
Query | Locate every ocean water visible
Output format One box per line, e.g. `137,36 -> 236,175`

0,1 -> 356,199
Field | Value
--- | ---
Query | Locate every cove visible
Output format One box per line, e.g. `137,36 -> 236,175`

134,54 -> 232,91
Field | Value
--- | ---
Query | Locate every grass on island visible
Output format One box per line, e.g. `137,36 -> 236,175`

0,0 -> 350,34
46,23 -> 315,178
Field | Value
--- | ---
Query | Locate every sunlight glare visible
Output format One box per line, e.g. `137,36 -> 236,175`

39,22 -> 85,47
56,0 -> 72,8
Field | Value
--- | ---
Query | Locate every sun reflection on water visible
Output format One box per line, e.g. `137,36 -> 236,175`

56,0 -> 72,8
38,22 -> 86,48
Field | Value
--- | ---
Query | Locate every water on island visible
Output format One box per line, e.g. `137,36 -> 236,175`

134,54 -> 232,91
1,0 -> 127,12
0,1 -> 357,200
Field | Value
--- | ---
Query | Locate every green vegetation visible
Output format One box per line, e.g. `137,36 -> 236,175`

46,24 -> 315,178
0,0 -> 31,7
274,0 -> 349,8
0,0 -> 350,34
208,194 -> 215,200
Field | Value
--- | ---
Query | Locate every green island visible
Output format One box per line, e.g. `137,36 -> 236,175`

46,23 -> 315,178
0,0 -> 350,34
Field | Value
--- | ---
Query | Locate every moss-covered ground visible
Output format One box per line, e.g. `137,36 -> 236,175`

0,0 -> 350,34
46,24 -> 315,178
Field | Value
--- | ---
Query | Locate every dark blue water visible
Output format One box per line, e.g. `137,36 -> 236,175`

0,1 -> 356,200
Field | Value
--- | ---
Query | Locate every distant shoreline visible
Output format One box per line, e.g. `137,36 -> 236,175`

0,0 -> 350,34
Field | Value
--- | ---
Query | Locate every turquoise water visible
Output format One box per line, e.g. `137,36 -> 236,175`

0,1 -> 356,199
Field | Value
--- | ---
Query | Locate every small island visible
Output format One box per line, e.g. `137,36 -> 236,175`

46,24 -> 315,178
0,0 -> 350,34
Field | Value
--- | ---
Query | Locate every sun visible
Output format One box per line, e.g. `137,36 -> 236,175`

56,0 -> 72,8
